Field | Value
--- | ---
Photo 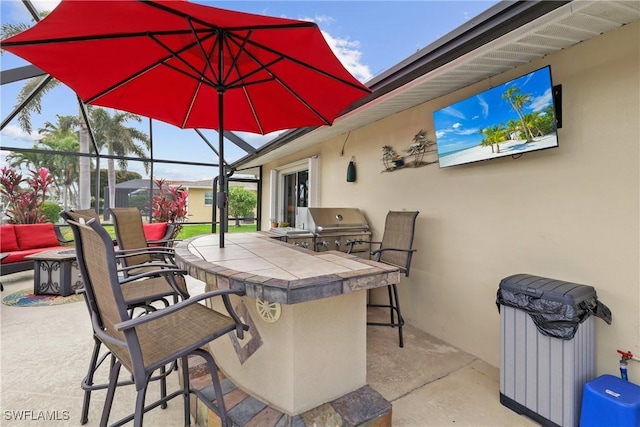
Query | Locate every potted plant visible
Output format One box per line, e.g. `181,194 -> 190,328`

270,219 -> 278,228
151,178 -> 188,238
382,145 -> 397,170
406,129 -> 435,166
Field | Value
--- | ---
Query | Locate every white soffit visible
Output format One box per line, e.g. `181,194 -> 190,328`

239,0 -> 640,169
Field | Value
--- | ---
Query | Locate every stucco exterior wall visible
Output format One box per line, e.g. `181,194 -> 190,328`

260,22 -> 640,376
186,187 -> 212,223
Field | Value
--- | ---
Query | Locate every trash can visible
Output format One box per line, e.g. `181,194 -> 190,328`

496,274 -> 612,427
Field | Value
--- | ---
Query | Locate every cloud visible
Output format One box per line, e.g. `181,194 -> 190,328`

452,123 -> 462,129
476,95 -> 489,119
295,15 -> 372,83
1,125 -> 38,143
442,106 -> 466,120
320,31 -> 373,83
529,88 -> 553,112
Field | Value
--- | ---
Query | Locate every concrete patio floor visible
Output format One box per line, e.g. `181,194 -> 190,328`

0,271 -> 536,426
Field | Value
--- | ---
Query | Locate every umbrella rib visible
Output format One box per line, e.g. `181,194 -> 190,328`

220,30 -> 252,87
182,82 -> 202,129
223,36 -> 332,125
139,0 -> 316,32
85,31 -> 218,104
241,86 -> 264,135
0,29 -> 211,47
149,32 -> 219,87
186,18 -> 222,87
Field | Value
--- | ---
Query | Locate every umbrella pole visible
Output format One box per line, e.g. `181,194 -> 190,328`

217,90 -> 226,248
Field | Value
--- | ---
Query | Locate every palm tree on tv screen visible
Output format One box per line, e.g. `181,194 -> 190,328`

502,87 -> 535,142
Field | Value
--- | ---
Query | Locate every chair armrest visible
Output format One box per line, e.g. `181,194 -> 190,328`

147,238 -> 181,247
345,239 -> 381,254
371,247 -> 417,256
371,247 -> 417,277
115,289 -> 248,336
54,224 -> 73,244
116,247 -> 176,258
118,265 -> 186,283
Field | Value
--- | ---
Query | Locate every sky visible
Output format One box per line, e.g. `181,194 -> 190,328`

1,0 -> 499,181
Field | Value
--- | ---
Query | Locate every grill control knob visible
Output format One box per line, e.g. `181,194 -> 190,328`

316,240 -> 329,249
335,240 -> 342,248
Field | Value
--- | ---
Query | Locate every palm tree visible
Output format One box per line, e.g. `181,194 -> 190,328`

479,124 -> 507,153
502,87 -> 535,142
1,11 -> 93,209
522,112 -> 545,138
90,109 -> 150,212
37,116 -> 81,209
505,118 -> 521,141
7,115 -> 81,209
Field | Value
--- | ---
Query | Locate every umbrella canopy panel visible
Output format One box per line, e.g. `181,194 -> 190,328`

1,0 -> 371,134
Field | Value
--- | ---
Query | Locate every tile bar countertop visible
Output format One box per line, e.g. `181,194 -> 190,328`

174,232 -> 400,304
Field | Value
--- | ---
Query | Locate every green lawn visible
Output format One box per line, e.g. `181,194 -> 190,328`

59,223 -> 257,242
177,223 -> 257,240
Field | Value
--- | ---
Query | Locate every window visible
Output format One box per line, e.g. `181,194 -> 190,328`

270,156 -> 319,228
204,191 -> 213,206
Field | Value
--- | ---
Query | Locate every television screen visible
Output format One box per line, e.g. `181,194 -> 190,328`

434,65 -> 559,168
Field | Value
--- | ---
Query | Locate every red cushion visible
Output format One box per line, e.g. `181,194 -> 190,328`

14,223 -> 59,250
143,223 -> 168,241
0,225 -> 19,252
2,246 -> 68,264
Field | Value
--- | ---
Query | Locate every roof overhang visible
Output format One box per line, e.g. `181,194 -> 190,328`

232,0 -> 640,170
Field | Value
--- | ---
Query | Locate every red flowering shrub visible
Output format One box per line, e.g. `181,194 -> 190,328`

0,166 -> 55,224
151,178 -> 188,224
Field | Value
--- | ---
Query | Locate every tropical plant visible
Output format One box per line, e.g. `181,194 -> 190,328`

1,10 -> 94,210
41,201 -> 61,223
90,108 -> 150,212
479,124 -> 507,153
228,186 -> 257,227
152,178 -> 188,237
0,167 -> 55,224
502,86 -> 535,142
6,115 -> 82,210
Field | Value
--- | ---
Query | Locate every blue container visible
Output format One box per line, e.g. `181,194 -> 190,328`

580,374 -> 640,427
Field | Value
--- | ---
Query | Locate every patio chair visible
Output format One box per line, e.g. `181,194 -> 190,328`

62,210 -> 189,424
347,211 -> 419,348
65,214 -> 248,427
109,208 -> 179,271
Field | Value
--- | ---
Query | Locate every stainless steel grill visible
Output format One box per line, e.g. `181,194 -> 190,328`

269,208 -> 372,254
304,207 -> 372,255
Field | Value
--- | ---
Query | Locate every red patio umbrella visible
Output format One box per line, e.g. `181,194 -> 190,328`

1,0 -> 371,247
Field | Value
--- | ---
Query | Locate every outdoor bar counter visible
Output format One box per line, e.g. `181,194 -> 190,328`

174,232 -> 399,419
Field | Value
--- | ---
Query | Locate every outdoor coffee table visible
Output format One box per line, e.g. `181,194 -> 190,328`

26,249 -> 83,297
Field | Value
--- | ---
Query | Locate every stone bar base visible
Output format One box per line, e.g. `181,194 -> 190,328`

186,355 -> 392,427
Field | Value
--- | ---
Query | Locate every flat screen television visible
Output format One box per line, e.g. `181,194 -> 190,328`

434,65 -> 559,168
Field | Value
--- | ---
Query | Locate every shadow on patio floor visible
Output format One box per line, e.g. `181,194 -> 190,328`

0,271 -> 535,426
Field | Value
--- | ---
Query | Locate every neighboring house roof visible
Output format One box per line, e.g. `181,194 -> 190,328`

232,0 -> 640,170
172,180 -> 257,191
112,179 -> 152,189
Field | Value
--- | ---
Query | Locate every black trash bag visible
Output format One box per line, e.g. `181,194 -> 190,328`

496,287 -> 612,340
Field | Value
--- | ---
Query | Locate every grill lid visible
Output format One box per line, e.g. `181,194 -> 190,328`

306,207 -> 369,233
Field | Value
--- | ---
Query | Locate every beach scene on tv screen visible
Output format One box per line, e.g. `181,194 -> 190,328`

434,66 -> 558,168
